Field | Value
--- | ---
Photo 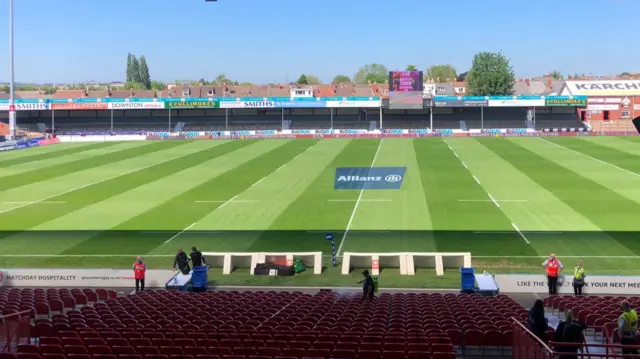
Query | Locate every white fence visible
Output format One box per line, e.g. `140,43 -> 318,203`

342,252 -> 472,276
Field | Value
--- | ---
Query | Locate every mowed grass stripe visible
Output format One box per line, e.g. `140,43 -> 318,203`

61,140 -> 320,255
578,136 -> 640,157
480,138 -> 640,254
413,139 -> 535,256
544,137 -> 640,175
0,142 -> 122,168
245,139 -> 380,252
0,140 -> 254,232
0,142 -> 153,178
0,142 -> 95,161
0,141 -> 189,192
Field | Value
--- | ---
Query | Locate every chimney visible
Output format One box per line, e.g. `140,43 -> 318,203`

525,78 -> 530,87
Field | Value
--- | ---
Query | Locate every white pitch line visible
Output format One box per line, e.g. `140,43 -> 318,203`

474,231 -> 562,234
140,230 -> 225,234
218,195 -> 238,209
538,137 -> 640,178
3,253 -> 635,259
459,199 -> 529,203
0,146 -> 212,215
461,162 -> 468,169
195,199 -> 260,204
276,164 -> 286,171
164,222 -> 197,244
328,199 -> 392,202
472,175 -> 481,185
3,201 -> 66,204
251,177 -> 266,187
487,193 -> 500,208
336,139 -> 383,256
511,222 -> 531,244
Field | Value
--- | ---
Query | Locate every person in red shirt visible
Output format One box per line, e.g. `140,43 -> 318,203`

543,254 -> 563,295
133,256 -> 147,292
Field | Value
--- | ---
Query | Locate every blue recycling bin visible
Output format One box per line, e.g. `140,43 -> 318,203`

460,267 -> 476,293
191,266 -> 209,292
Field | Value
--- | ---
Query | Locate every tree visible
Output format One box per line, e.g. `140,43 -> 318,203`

130,56 -> 141,83
466,52 -> 515,96
150,81 -> 166,91
304,75 -> 321,85
406,65 -> 418,71
126,53 -> 133,83
620,72 -> 633,77
332,75 -> 351,83
239,82 -> 254,86
426,65 -> 457,82
123,82 -> 146,91
549,71 -> 563,80
296,74 -> 308,85
214,73 -> 231,85
139,56 -> 151,90
0,85 -> 9,93
353,63 -> 388,84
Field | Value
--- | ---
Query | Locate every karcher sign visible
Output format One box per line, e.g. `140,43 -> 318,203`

334,167 -> 407,190
494,274 -> 640,295
0,269 -> 174,288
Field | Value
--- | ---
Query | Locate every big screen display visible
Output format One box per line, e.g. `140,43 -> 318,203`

389,71 -> 424,92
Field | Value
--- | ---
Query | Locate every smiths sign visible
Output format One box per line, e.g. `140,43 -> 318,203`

544,97 -> 587,107
334,167 -> 407,190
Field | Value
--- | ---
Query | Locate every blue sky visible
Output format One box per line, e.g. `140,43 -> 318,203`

0,0 -> 636,84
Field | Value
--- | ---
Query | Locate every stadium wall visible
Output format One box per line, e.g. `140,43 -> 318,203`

494,274 -> 640,295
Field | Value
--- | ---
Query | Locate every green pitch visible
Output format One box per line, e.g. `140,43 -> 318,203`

2,136 -> 640,288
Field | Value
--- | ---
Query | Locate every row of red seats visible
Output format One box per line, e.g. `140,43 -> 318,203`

3,353 -> 458,359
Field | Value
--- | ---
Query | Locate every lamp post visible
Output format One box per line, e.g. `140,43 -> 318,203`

8,0 -> 16,140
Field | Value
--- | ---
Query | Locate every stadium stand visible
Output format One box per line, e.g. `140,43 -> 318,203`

1,288 -> 533,358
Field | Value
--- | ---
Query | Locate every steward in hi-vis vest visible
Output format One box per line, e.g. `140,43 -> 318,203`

572,261 -> 585,296
618,301 -> 639,355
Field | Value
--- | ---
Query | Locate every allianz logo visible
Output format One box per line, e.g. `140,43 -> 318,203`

337,175 -> 403,183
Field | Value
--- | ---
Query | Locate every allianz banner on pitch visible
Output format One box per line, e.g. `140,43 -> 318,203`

0,269 -> 175,288
335,167 -> 407,190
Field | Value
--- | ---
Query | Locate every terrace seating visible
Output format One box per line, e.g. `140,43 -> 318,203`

2,290 -> 529,358
0,288 -> 117,320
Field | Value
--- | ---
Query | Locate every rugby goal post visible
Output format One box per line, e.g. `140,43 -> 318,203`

201,252 -> 322,275
342,252 -> 472,276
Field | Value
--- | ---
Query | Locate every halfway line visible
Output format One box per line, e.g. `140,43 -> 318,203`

336,139 -> 383,256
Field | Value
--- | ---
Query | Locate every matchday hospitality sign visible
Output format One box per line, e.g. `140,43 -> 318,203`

0,269 -> 174,288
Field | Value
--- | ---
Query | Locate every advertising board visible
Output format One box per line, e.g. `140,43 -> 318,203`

493,274 -> 640,294
488,98 -> 546,107
51,103 -> 109,110
434,97 -> 488,107
108,102 -> 165,110
389,71 -> 423,92
0,269 -> 175,288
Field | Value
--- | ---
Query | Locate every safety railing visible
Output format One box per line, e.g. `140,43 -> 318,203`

512,317 -> 640,358
0,309 -> 31,352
